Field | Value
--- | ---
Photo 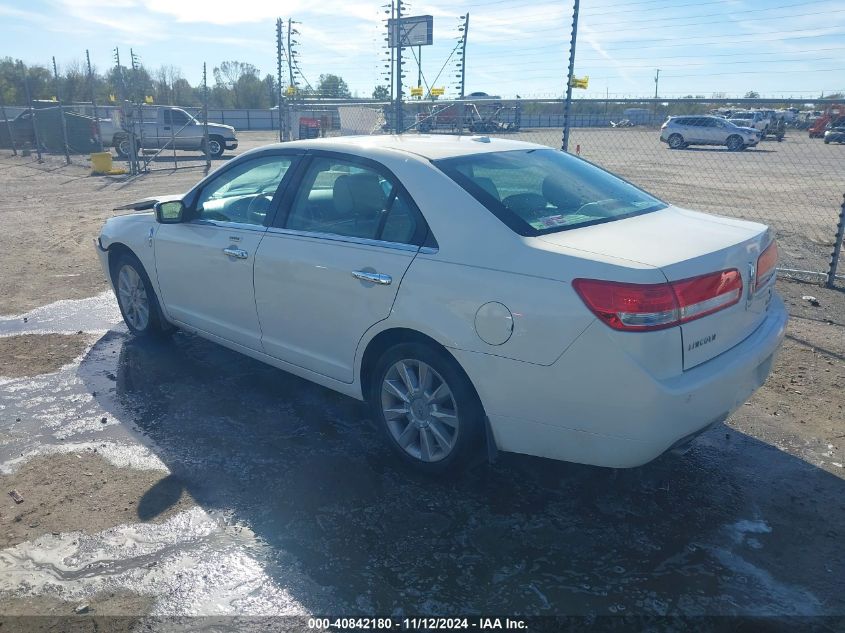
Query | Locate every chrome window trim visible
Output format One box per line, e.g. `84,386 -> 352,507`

189,219 -> 268,232
265,227 -> 433,253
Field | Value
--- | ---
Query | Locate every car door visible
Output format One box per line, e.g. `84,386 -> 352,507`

168,108 -> 196,150
701,117 -> 722,144
154,153 -> 299,350
253,152 -> 428,383
685,118 -> 706,143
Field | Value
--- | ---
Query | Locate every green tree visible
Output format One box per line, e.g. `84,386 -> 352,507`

213,61 -> 263,108
744,90 -> 760,99
316,74 -> 350,99
372,85 -> 390,100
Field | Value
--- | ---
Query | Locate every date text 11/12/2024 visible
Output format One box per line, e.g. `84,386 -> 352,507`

307,617 -> 528,630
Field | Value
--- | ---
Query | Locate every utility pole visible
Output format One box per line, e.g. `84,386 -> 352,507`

561,0 -> 580,152
52,56 -> 71,165
417,45 -> 422,96
458,13 -> 469,99
287,19 -> 296,92
86,49 -> 104,152
653,68 -> 660,125
394,0 -> 404,132
202,62 -> 210,174
129,48 -> 141,103
20,63 -> 42,163
0,88 -> 17,156
275,18 -> 289,141
113,47 -> 124,101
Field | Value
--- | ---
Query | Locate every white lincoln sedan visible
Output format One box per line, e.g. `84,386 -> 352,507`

96,135 -> 787,473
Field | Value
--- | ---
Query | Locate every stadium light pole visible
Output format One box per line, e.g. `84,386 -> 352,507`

561,0 -> 579,152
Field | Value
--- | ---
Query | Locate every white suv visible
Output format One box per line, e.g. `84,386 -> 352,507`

660,116 -> 760,151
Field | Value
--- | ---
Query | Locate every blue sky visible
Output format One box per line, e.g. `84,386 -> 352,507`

2,0 -> 843,99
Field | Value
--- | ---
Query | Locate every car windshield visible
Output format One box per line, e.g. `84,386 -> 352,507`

434,149 -> 666,236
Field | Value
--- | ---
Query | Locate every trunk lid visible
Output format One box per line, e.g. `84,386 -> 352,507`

540,206 -> 775,369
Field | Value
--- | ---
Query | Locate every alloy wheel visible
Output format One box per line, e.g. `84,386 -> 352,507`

117,264 -> 150,331
381,359 -> 460,463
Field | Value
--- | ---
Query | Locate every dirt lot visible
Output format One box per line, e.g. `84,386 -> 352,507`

0,134 -> 843,621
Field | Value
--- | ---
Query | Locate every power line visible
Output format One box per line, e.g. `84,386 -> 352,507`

583,0 -> 831,28
576,29 -> 845,48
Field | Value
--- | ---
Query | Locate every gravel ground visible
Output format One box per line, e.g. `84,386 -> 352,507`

0,133 -> 843,623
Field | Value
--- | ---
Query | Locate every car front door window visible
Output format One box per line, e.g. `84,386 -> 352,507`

194,155 -> 294,226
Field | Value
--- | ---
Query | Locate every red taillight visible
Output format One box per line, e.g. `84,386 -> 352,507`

573,269 -> 743,332
756,240 -> 777,290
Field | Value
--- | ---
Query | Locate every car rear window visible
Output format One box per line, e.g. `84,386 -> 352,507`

433,149 -> 666,236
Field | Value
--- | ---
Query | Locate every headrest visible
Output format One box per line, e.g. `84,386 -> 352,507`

542,176 -> 580,210
333,173 -> 386,217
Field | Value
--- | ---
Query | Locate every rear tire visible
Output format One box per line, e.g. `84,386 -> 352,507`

110,252 -> 175,337
668,133 -> 685,149
368,342 -> 484,475
114,135 -> 136,159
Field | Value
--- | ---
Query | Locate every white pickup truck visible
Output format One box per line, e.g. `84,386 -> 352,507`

99,106 -> 238,159
729,110 -> 770,133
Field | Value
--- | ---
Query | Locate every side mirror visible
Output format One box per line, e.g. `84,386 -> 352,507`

155,200 -> 184,224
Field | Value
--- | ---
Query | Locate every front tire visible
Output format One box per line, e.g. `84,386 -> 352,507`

205,135 -> 225,158
667,133 -> 685,149
369,342 -> 484,474
726,134 -> 743,151
111,252 -> 174,337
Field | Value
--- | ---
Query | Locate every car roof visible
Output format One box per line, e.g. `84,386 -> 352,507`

247,134 -> 547,160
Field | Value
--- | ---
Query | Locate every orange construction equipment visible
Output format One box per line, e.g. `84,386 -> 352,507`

809,104 -> 845,138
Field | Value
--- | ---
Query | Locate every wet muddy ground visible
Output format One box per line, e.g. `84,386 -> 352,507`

0,279 -> 843,622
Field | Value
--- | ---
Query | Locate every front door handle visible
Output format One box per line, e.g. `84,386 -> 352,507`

352,270 -> 392,285
223,246 -> 248,260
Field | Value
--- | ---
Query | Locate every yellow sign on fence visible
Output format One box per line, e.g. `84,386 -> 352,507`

144,95 -> 154,104
285,85 -> 297,96
570,75 -> 589,89
410,86 -> 424,97
430,87 -> 445,96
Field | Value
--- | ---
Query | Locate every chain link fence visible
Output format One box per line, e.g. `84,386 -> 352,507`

2,95 -> 843,284
285,96 -> 844,285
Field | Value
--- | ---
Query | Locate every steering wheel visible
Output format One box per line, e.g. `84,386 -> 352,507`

574,199 -> 622,217
247,194 -> 274,224
502,193 -> 550,219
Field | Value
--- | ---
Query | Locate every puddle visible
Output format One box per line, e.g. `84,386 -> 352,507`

0,507 -> 314,616
1,295 -> 843,616
0,292 -> 121,337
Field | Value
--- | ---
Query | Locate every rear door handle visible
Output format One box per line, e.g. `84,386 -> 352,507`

223,246 -> 248,259
352,270 -> 392,285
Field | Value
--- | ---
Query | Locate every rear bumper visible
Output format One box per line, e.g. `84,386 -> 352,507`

454,295 -> 787,468
225,140 -> 238,150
